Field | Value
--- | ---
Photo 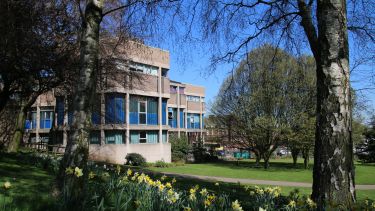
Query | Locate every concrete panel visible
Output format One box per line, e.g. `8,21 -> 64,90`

169,94 -> 177,104
185,84 -> 205,96
187,101 -> 201,112
89,143 -> 171,164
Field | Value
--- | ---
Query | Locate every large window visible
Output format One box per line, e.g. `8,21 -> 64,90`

40,109 -> 53,129
170,86 -> 177,94
105,94 -> 125,124
139,101 -> 147,124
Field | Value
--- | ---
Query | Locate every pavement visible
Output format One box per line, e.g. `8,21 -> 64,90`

161,172 -> 375,190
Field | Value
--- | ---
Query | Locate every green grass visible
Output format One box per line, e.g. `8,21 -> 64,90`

149,158 -> 375,185
0,154 -> 56,210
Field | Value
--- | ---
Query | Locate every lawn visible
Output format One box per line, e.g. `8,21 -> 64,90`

0,153 -> 56,210
0,153 -> 374,211
149,158 -> 375,185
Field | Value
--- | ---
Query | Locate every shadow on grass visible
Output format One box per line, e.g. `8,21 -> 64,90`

0,153 -> 56,210
197,159 -> 312,172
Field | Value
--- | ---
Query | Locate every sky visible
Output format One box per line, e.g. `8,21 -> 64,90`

159,44 -> 375,120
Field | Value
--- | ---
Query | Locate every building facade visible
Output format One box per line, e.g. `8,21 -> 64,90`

24,41 -> 205,164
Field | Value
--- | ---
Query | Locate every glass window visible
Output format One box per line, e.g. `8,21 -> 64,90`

105,131 -> 124,144
139,131 -> 147,143
89,131 -> 100,144
139,101 -> 147,124
170,86 -> 177,94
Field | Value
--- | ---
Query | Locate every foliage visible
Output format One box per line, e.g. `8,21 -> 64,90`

155,160 -> 173,168
211,46 -> 316,169
170,135 -> 191,162
356,117 -> 375,163
125,153 -> 147,166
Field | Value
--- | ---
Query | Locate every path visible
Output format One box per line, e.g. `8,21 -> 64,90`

161,172 -> 375,190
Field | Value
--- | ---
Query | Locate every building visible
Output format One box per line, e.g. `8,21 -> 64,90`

24,41 -> 205,164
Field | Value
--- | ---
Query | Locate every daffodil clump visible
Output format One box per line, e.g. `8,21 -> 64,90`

65,166 -> 83,178
84,167 -> 238,211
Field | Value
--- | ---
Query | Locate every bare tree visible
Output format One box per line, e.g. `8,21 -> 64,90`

176,0 -> 374,208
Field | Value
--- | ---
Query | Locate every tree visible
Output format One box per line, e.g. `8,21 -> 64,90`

0,0 -> 78,152
57,0 -> 172,207
180,0 -> 374,208
356,117 -> 375,163
212,46 -> 315,169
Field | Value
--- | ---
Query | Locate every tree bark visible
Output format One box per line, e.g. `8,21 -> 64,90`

58,0 -> 102,208
7,105 -> 27,152
311,0 -> 355,209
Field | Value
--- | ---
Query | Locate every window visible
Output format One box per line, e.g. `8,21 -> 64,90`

105,94 -> 125,124
168,109 -> 174,120
187,95 -> 200,102
139,101 -> 147,124
105,131 -> 124,144
89,131 -> 100,144
179,87 -> 185,94
40,109 -> 53,129
162,68 -> 168,77
130,62 -> 158,76
139,131 -> 147,143
170,86 -> 177,94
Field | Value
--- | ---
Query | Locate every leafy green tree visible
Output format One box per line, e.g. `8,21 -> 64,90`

170,135 -> 191,162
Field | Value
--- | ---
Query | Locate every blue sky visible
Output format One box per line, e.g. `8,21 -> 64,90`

160,44 -> 375,119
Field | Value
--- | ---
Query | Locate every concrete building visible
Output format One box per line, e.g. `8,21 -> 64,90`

24,41 -> 205,164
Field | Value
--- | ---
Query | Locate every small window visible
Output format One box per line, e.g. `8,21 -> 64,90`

139,101 -> 147,124
162,68 -> 168,77
168,110 -> 174,120
139,131 -> 147,143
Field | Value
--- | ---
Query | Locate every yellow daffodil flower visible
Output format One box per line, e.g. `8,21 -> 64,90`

215,182 -> 219,186
3,181 -> 11,189
165,182 -> 172,189
288,200 -> 296,208
200,188 -> 208,196
232,200 -> 243,211
65,167 -> 74,175
172,178 -> 177,184
161,175 -> 167,181
127,169 -> 132,176
88,171 -> 95,179
74,167 -> 83,177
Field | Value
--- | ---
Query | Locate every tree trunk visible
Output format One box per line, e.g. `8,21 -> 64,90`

7,105 -> 27,152
302,148 -> 310,169
291,148 -> 300,167
312,0 -> 355,209
263,154 -> 270,169
58,0 -> 102,208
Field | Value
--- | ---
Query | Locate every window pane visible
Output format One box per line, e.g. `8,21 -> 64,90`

140,131 -> 146,139
139,113 -> 146,124
139,102 -> 146,112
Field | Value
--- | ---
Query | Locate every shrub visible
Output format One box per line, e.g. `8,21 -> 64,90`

170,135 -> 191,162
125,153 -> 146,166
156,160 -> 176,168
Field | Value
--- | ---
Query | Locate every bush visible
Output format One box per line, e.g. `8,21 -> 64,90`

125,153 -> 146,166
154,160 -> 171,168
170,135 -> 191,162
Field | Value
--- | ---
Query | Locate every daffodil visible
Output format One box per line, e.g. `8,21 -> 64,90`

65,167 -> 74,175
3,181 -> 11,189
116,165 -> 121,175
74,167 -> 83,177
258,207 -> 266,211
200,188 -> 208,196
127,168 -> 132,176
232,200 -> 243,211
372,202 -> 375,208
306,198 -> 316,208
183,207 -> 191,211
88,171 -> 95,179
165,182 -> 172,189
171,178 -> 176,184
204,199 -> 211,207
288,200 -> 296,208
161,175 -> 167,181
215,182 -> 219,186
